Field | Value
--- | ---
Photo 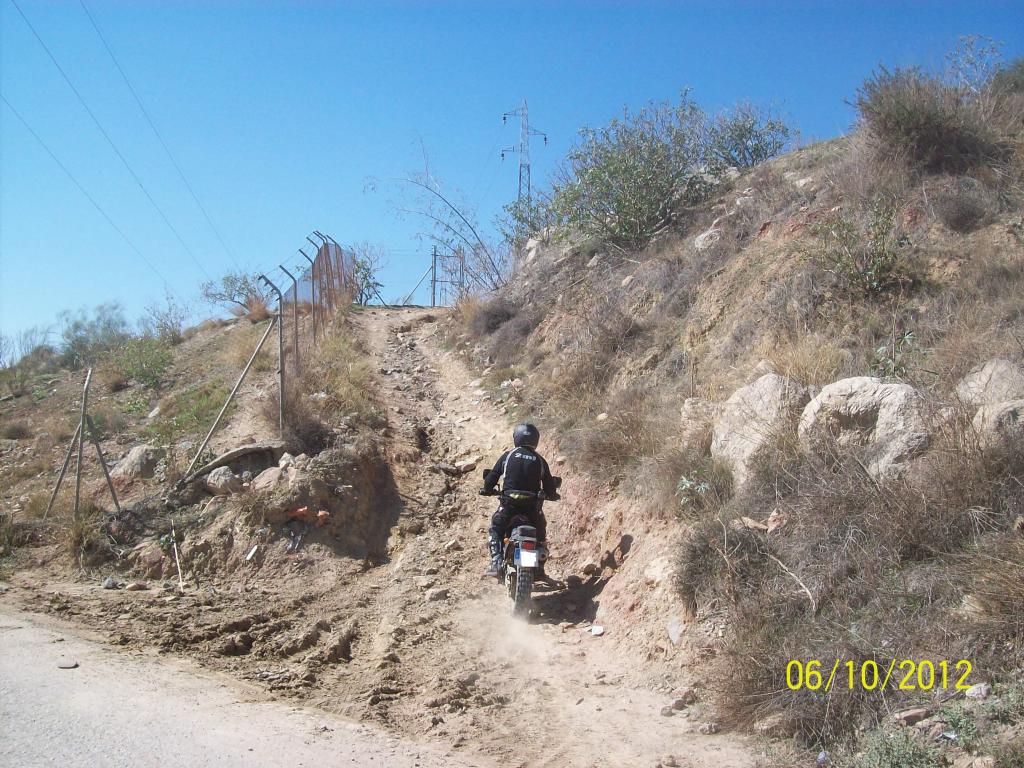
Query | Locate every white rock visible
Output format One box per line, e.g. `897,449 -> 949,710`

680,398 -> 723,454
972,399 -> 1024,453
799,377 -> 931,480
278,452 -> 296,469
693,228 -> 722,252
205,466 -> 241,495
621,275 -> 635,288
965,682 -> 991,700
111,444 -> 165,480
596,412 -> 609,422
956,359 -> 1024,407
590,625 -> 604,636
711,374 -> 809,489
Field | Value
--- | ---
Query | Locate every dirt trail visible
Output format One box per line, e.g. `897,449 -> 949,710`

347,307 -> 758,768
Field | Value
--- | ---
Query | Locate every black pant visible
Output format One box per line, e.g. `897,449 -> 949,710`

489,497 -> 547,542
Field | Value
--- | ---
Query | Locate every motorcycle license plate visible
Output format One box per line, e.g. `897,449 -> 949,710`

519,549 -> 538,567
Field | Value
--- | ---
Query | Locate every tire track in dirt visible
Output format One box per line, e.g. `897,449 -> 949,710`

350,307 -> 760,768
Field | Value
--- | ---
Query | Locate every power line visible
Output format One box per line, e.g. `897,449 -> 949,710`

1,93 -> 172,290
78,0 -> 241,270
8,0 -> 212,280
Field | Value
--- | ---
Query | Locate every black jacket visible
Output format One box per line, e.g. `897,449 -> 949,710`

483,446 -> 558,497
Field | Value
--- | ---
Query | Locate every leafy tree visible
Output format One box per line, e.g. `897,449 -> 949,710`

350,242 -> 387,305
199,271 -> 269,315
58,303 -> 129,369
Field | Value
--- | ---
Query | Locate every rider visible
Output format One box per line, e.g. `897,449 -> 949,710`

480,423 -> 560,580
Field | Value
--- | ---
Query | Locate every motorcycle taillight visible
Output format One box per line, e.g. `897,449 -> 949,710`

521,540 -> 536,551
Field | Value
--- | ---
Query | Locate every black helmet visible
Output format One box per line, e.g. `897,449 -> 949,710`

513,423 -> 540,449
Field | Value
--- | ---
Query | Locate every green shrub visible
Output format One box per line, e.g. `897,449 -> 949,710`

58,303 -> 130,369
502,94 -> 789,249
707,102 -> 790,169
856,66 -> 1005,175
852,730 -> 939,768
814,196 -> 910,296
111,337 -> 172,389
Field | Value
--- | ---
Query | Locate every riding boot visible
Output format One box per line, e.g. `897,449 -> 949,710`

484,536 -> 503,578
535,542 -> 554,583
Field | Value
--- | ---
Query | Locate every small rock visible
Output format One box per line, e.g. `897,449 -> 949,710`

894,707 -> 930,726
660,706 -> 675,717
443,539 -> 463,553
670,698 -> 688,711
675,688 -> 698,705
426,588 -> 449,602
590,625 -> 605,636
621,275 -> 635,288
595,412 -> 609,422
816,751 -> 832,767
965,682 -> 991,700
56,660 -> 79,670
698,722 -> 719,734
124,581 -> 149,591
661,756 -> 679,768
582,562 -> 599,576
454,460 -> 477,474
101,576 -> 119,590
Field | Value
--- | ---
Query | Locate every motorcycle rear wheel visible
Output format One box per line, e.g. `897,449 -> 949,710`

512,566 -> 533,616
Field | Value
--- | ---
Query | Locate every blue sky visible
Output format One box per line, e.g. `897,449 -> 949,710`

2,1 -> 1022,338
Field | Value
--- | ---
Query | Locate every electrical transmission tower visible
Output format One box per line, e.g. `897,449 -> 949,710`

501,99 -> 547,204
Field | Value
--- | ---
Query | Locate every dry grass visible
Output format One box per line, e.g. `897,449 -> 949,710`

762,331 -> 853,387
675,406 -> 1024,745
96,364 -> 129,393
225,321 -> 277,373
64,503 -> 110,568
0,421 -> 30,440
243,296 -> 273,323
0,455 -> 51,487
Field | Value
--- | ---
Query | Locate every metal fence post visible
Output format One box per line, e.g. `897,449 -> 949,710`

299,249 -> 317,345
279,264 -> 300,372
259,274 -> 285,438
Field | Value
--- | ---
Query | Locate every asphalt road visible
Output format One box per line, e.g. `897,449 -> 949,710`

0,609 -> 483,768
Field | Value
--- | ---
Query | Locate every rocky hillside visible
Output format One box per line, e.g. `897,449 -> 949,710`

449,69 -> 1024,766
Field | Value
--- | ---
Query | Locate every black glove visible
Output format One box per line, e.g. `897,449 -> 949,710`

547,493 -> 561,501
479,487 -> 495,496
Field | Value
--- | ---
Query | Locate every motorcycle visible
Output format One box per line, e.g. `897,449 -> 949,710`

481,473 -> 561,616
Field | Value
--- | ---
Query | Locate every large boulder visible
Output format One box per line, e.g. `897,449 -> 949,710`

956,359 -> 1024,407
972,399 -> 1024,453
680,398 -> 723,454
111,444 -> 165,480
711,374 -> 809,488
205,466 -> 242,495
798,377 -> 931,479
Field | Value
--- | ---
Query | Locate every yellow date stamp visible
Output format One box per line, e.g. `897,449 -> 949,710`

785,659 -> 974,692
